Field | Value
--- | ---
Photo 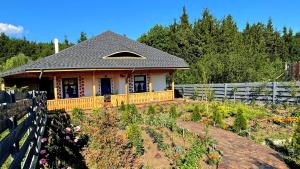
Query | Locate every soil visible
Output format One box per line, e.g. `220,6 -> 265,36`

139,130 -> 171,169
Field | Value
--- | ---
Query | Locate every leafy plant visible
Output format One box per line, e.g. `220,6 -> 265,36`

292,121 -> 300,160
179,140 -> 206,168
39,109 -> 89,169
126,123 -> 144,155
233,109 -> 248,133
169,105 -> 181,118
191,86 -> 199,100
191,105 -> 202,122
71,108 -> 84,123
145,127 -> 168,151
147,105 -> 156,115
120,104 -> 142,128
92,107 -> 101,114
119,101 -> 126,111
212,106 -> 224,128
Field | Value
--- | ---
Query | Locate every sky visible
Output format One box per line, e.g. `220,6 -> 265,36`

1,0 -> 299,43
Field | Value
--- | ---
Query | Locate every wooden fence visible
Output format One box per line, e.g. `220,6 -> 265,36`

175,81 -> 300,104
0,91 -> 47,169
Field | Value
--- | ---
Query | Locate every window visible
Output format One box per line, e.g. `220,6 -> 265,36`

62,78 -> 78,98
134,75 -> 146,93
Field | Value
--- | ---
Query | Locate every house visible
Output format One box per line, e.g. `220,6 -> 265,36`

0,31 -> 189,110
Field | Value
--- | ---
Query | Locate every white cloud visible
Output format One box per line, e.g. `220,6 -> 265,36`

0,23 -> 24,35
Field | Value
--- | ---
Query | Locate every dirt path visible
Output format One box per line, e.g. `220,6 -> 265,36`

177,121 -> 289,169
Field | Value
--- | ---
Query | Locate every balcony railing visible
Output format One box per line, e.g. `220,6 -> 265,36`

47,90 -> 173,110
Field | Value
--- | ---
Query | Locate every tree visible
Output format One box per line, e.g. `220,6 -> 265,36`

78,32 -> 87,43
2,53 -> 31,71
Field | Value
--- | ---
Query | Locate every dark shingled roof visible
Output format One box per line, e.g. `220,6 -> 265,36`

1,31 -> 189,77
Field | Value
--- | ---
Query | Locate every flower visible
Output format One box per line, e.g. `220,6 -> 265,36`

41,138 -> 48,143
67,167 -> 72,169
66,136 -> 70,140
74,136 -> 79,143
40,149 -> 46,155
39,158 -> 47,165
74,126 -> 81,132
65,127 -> 71,134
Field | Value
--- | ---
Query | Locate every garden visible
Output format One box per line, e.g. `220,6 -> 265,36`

36,99 -> 300,169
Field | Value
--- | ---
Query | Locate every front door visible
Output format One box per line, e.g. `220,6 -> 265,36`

101,78 -> 111,95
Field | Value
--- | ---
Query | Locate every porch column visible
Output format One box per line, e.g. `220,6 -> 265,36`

125,81 -> 129,105
54,76 -> 58,100
171,73 -> 175,100
149,81 -> 153,101
92,71 -> 96,107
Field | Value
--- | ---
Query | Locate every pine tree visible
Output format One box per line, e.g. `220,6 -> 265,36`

78,32 -> 87,43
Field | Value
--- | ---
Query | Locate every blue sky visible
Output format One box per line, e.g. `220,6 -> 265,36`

1,0 -> 299,43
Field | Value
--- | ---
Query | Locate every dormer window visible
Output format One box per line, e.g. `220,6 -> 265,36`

103,51 -> 146,59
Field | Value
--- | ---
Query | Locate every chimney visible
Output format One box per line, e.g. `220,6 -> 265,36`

53,38 -> 59,53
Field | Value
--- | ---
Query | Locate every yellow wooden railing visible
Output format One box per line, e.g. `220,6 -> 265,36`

47,90 -> 173,110
47,96 -> 104,111
111,90 -> 173,107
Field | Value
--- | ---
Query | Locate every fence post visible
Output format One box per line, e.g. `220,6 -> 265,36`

272,82 -> 277,104
8,115 -> 21,169
224,83 -> 227,99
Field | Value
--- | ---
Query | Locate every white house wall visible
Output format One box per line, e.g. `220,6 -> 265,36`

82,72 -> 167,96
151,73 -> 167,92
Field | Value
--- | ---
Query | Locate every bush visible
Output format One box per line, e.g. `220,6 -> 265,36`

179,140 -> 206,168
119,101 -> 126,111
212,106 -> 224,128
169,105 -> 181,118
233,109 -> 248,133
92,107 -> 101,114
39,109 -> 89,169
191,105 -> 202,122
120,104 -> 142,128
147,105 -> 156,115
126,123 -> 144,155
72,108 -> 84,123
145,127 -> 168,151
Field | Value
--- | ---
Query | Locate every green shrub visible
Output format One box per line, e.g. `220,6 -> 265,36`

120,104 -> 142,128
212,106 -> 224,128
169,105 -> 181,118
71,108 -> 84,121
92,107 -> 101,114
126,123 -> 144,155
147,105 -> 156,115
191,105 -> 202,122
119,101 -> 126,111
145,127 -> 168,151
233,109 -> 248,133
179,140 -> 206,168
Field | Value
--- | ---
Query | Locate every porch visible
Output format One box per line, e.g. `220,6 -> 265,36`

44,69 -> 175,110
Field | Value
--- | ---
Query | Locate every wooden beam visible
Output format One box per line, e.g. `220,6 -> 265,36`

149,79 -> 153,101
53,76 -> 57,100
171,74 -> 175,100
125,77 -> 129,104
92,71 -> 96,107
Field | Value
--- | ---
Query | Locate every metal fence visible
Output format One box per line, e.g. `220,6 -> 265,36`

0,91 -> 47,169
175,81 -> 300,104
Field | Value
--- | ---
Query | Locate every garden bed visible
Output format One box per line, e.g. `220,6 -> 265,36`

37,99 -> 300,168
